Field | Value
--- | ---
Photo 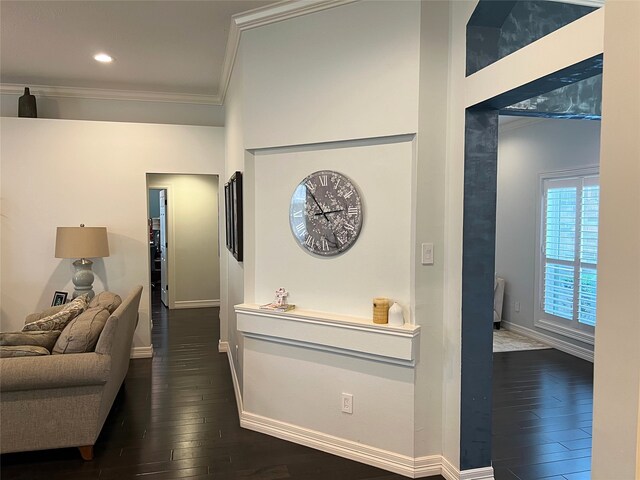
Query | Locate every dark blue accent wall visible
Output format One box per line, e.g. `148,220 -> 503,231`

501,74 -> 602,120
460,108 -> 498,470
467,0 -> 597,76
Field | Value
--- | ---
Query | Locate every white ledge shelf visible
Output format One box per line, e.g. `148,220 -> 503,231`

235,303 -> 421,366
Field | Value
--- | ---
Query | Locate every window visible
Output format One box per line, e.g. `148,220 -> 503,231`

537,170 -> 599,339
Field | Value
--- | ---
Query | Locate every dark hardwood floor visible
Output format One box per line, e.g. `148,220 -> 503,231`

1,291 -> 594,480
1,291 -> 435,480
492,349 -> 593,480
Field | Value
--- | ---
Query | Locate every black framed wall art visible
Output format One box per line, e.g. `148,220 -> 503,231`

225,171 -> 243,262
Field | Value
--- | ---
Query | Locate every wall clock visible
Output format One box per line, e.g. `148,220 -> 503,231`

289,170 -> 363,256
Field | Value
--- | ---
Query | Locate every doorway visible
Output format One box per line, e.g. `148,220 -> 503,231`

148,188 -> 168,306
146,174 -> 221,311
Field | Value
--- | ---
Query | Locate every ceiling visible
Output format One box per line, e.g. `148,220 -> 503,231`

0,1 -> 273,99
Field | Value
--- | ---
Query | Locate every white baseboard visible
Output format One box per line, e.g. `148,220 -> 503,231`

174,299 -> 220,309
222,341 -> 243,416
441,458 -> 494,480
242,411 -> 433,478
130,345 -> 153,359
413,455 -> 445,478
502,321 -> 594,362
220,349 -> 493,479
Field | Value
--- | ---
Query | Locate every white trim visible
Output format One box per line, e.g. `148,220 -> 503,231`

218,0 -> 357,103
130,345 -> 153,359
241,411 -> 438,478
535,166 -> 599,342
0,83 -> 220,105
536,318 -> 595,345
235,304 -> 420,366
414,455 -> 448,478
502,321 -> 594,362
174,299 -> 221,309
459,467 -> 495,480
440,458 -> 495,480
223,342 -> 244,417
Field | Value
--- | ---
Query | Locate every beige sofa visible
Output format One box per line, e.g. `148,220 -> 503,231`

0,285 -> 143,460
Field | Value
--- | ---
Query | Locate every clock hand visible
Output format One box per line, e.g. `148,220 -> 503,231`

314,209 -> 343,216
308,191 -> 329,222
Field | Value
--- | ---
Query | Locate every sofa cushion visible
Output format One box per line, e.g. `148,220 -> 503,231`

52,306 -> 110,354
88,291 -> 122,314
0,331 -> 61,351
22,294 -> 89,332
0,345 -> 51,358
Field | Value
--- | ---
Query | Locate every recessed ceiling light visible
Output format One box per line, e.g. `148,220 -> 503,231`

94,53 -> 113,63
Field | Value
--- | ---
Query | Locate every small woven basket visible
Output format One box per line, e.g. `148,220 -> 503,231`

373,297 -> 390,324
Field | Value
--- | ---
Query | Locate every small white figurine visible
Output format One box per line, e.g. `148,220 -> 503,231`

275,288 -> 289,307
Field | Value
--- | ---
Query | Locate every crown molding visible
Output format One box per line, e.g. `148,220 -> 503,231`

0,83 -> 222,106
217,0 -> 358,104
1,1 -> 356,106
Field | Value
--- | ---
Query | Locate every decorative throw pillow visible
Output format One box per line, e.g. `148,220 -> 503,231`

89,291 -> 122,314
24,304 -> 66,325
52,306 -> 110,354
22,294 -> 89,332
0,331 -> 61,351
0,345 -> 51,358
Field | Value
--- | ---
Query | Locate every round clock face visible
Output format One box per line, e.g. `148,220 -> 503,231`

289,170 -> 363,256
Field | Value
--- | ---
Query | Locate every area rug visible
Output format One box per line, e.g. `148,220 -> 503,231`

493,329 -> 550,352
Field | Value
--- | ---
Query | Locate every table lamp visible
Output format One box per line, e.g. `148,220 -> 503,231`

55,225 -> 110,299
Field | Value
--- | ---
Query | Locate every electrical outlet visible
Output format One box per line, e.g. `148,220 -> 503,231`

515,301 -> 520,313
341,393 -> 353,414
421,243 -> 434,265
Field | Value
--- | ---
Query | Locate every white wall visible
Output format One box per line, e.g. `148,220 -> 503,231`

252,138 -> 413,319
592,0 -> 640,477
496,117 -> 601,353
414,0 -> 451,459
225,0 -> 426,463
243,338 -> 416,456
0,117 -> 224,352
242,0 -> 420,149
0,92 -> 224,127
147,174 -> 220,308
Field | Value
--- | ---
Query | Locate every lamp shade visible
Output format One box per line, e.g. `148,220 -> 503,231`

55,226 -> 110,259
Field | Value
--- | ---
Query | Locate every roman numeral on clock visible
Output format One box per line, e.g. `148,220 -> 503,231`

319,175 -> 328,187
295,223 -> 306,235
348,206 -> 358,216
343,190 -> 353,199
321,238 -> 329,251
304,235 -> 314,247
344,223 -> 355,232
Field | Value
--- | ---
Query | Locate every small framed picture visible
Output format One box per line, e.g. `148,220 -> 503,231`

52,291 -> 68,306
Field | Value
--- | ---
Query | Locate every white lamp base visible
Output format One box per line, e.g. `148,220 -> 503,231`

72,258 -> 96,300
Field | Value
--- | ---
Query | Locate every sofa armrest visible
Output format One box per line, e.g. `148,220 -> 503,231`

0,352 -> 111,392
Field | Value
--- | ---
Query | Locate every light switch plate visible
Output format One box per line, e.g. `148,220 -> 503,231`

421,243 -> 434,265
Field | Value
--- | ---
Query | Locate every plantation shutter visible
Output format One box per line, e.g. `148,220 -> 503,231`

542,175 -> 599,326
